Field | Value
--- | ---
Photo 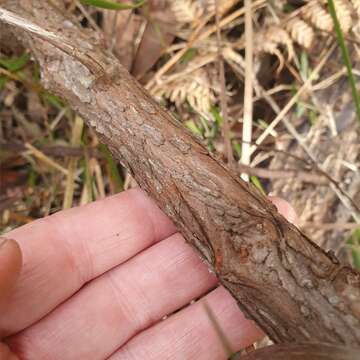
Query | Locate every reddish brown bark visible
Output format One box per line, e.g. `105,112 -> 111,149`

240,343 -> 359,360
1,0 -> 359,347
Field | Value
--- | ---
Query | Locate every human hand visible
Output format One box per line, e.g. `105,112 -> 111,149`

0,238 -> 22,360
1,189 -> 296,360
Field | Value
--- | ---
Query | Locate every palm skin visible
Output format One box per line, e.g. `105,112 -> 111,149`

0,189 -> 296,360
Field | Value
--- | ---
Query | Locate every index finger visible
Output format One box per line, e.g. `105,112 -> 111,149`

0,239 -> 22,311
1,189 -> 176,335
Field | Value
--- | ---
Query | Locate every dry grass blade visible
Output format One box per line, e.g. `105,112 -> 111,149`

145,13 -> 210,90
63,116 -> 84,209
202,301 -> 233,357
146,0 -> 266,90
215,0 -> 234,165
249,45 -> 335,155
240,0 -> 254,181
24,143 -> 68,176
92,157 -> 106,199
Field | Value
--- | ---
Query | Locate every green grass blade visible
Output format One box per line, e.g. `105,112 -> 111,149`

327,0 -> 360,125
185,120 -> 203,138
81,0 -> 145,10
232,140 -> 241,159
0,75 -> 7,89
41,91 -> 65,110
0,53 -> 30,72
250,175 -> 266,195
179,48 -> 198,64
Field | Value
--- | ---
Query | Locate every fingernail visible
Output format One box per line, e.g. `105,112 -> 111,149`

0,237 -> 9,249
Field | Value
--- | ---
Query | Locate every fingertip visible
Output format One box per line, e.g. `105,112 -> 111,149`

0,238 -> 23,305
268,196 -> 298,225
125,188 -> 177,239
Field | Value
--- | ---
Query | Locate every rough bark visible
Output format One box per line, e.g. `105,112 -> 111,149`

239,343 -> 359,360
1,0 -> 360,347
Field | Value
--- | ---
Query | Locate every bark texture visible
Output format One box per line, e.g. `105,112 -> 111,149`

1,0 -> 360,346
240,343 -> 359,360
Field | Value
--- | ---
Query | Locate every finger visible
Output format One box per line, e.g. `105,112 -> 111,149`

107,198 -> 297,360
268,196 -> 298,225
0,239 -> 22,359
109,286 -> 263,360
0,239 -> 22,310
1,189 -> 176,335
0,342 -> 19,360
6,233 -> 218,359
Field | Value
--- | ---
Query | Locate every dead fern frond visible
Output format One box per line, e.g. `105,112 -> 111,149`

286,18 -> 315,48
170,0 -> 203,25
350,0 -> 360,16
169,0 -> 238,27
277,0 -> 360,53
333,0 -> 353,33
153,67 -> 216,114
208,0 -> 239,16
302,1 -> 333,32
255,26 -> 295,71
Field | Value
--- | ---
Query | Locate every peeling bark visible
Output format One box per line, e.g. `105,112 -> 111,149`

0,0 -> 359,346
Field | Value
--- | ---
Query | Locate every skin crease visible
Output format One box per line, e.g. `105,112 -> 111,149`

0,189 -> 296,360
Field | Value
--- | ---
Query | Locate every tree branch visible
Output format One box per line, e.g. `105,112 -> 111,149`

239,343 -> 358,360
1,0 -> 359,346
